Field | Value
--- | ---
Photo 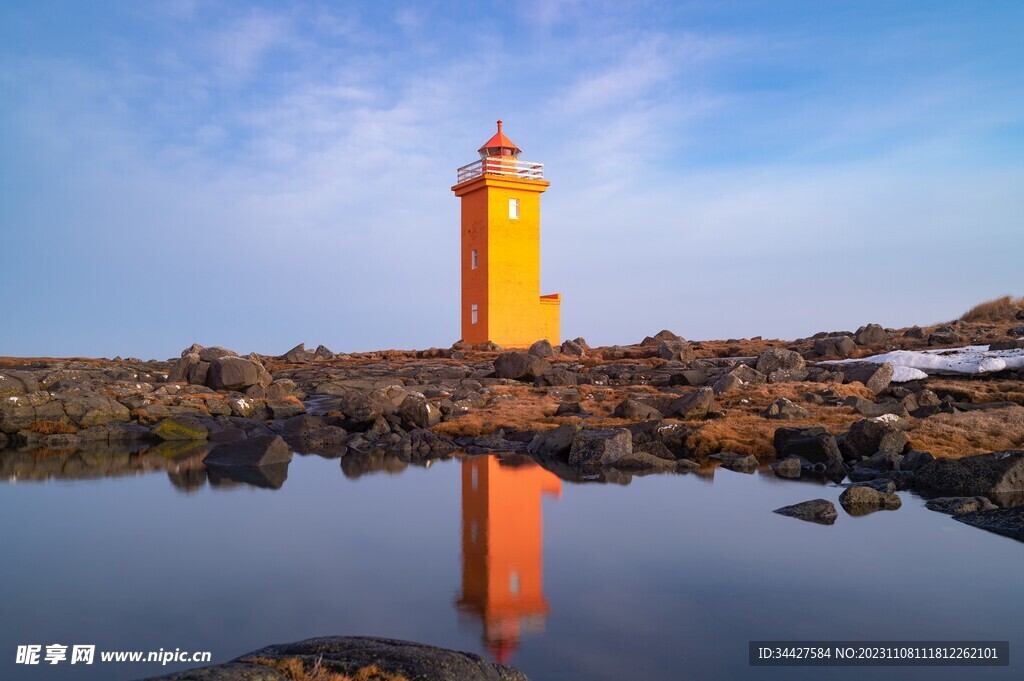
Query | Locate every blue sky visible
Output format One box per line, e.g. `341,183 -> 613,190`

1,1 -> 1022,359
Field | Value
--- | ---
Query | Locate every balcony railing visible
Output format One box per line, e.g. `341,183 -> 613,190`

456,157 -> 544,184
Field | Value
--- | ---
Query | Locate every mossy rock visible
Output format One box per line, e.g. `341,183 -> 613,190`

153,417 -> 209,441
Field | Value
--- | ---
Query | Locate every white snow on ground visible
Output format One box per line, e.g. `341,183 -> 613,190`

824,345 -> 1024,381
891,366 -> 929,382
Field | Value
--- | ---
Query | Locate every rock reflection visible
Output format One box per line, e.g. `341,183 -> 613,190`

207,462 -> 290,490
456,456 -> 561,665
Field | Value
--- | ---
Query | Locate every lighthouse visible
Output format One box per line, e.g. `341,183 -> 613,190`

452,121 -> 561,348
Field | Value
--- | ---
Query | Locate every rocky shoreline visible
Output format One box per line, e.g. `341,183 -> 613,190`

2,311 -> 1023,540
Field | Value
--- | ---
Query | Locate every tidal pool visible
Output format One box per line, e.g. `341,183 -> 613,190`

1,448 -> 1020,680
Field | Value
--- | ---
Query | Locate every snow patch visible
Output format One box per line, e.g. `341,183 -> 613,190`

891,366 -> 929,382
825,345 -> 1024,378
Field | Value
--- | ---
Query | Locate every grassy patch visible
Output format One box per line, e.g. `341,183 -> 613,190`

242,656 -> 408,681
26,420 -> 77,435
960,295 -> 1024,322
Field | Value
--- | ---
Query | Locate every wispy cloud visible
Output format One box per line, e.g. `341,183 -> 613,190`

1,1 -> 1021,357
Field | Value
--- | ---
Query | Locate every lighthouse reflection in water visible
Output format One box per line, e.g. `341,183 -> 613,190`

456,456 -> 561,664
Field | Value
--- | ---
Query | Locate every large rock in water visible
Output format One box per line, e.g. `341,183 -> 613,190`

915,451 -> 1024,497
144,636 -> 530,680
773,499 -> 837,525
204,435 -> 292,467
493,352 -> 551,381
954,507 -> 1024,542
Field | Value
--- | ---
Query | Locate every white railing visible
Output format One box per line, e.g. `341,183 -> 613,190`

456,158 -> 544,183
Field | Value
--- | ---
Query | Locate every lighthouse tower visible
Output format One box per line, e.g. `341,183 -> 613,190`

452,121 -> 560,348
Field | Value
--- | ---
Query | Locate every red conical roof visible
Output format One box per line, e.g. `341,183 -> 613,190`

478,120 -> 521,154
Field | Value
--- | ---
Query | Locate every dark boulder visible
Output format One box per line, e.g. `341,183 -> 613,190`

204,435 -> 293,467
763,398 -> 810,420
841,362 -> 894,394
840,417 -> 908,461
641,330 -> 681,346
669,367 -> 708,386
626,420 -> 690,460
534,368 -> 578,387
813,335 -> 857,358
613,399 -> 663,420
854,323 -> 889,346
397,396 -> 442,430
657,339 -> 694,361
527,422 -> 581,459
559,339 -> 586,357
668,387 -> 715,419
197,346 -> 238,362
554,402 -> 583,416
207,357 -> 271,391
900,449 -> 935,472
773,499 -> 837,525
755,348 -> 805,374
493,352 -> 551,381
928,331 -> 962,346
989,339 -> 1024,351
567,429 -> 633,468
773,426 -> 846,482
283,343 -> 314,363
336,389 -> 396,429
143,636 -> 530,681
528,339 -> 555,358
915,451 -> 1024,497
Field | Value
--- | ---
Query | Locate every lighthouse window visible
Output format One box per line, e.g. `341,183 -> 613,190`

471,304 -> 478,324
471,249 -> 478,269
509,198 -> 520,219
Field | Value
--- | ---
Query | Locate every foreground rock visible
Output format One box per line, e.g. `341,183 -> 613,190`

838,485 -> 902,515
145,636 -> 530,680
773,499 -> 838,525
954,507 -> 1024,542
915,451 -> 1024,497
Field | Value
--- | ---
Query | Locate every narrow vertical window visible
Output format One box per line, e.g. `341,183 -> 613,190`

471,304 -> 478,324
471,249 -> 478,269
509,198 -> 519,219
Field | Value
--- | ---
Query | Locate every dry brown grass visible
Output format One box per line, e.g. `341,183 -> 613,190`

926,379 -> 1024,406
26,420 -> 77,435
433,385 -> 564,437
243,657 -> 407,681
960,295 -> 1024,323
905,409 -> 1024,458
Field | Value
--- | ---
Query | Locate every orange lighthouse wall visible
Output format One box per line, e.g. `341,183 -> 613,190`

453,127 -> 560,349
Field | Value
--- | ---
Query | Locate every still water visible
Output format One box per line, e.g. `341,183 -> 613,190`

1,448 -> 1020,680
